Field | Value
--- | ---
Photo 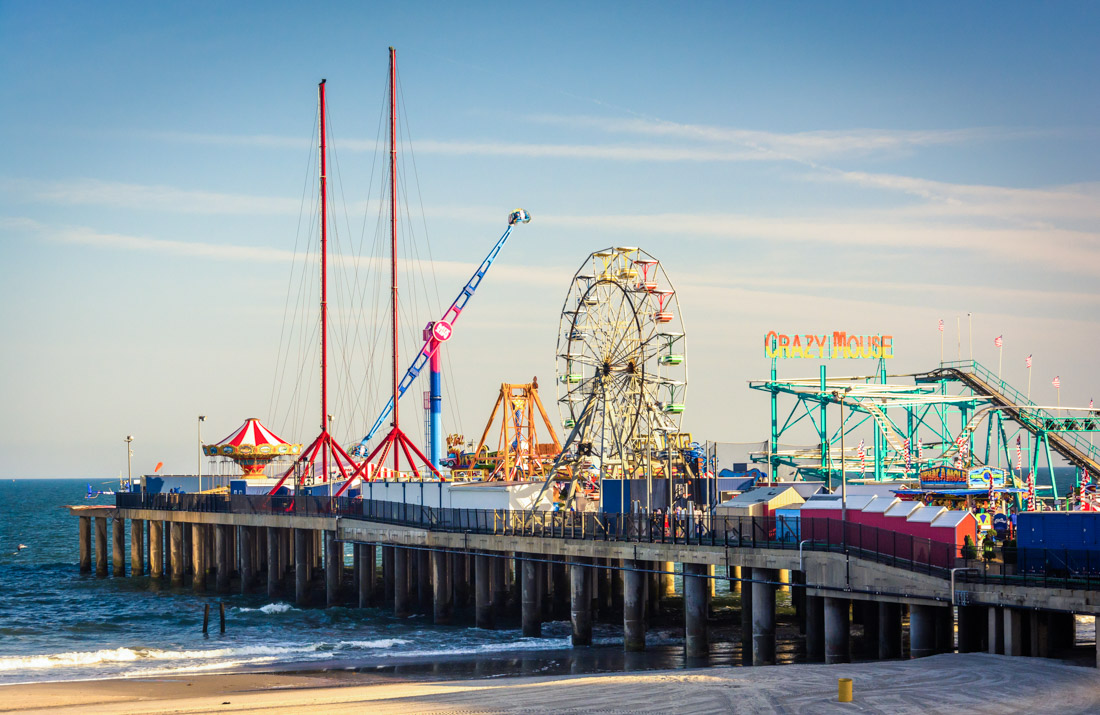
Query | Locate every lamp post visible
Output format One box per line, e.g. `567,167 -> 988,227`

832,387 -> 852,538
125,435 -> 134,489
198,415 -> 206,493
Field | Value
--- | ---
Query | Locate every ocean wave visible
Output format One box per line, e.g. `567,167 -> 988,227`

234,602 -> 298,614
0,638 -> 413,673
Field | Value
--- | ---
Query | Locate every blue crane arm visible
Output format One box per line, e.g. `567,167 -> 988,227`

352,210 -> 530,456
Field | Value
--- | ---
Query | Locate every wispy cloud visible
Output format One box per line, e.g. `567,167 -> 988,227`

3,217 -> 560,286
522,115 -> 1036,162
1,178 -> 302,216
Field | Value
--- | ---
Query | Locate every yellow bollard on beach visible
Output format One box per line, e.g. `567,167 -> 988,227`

838,677 -> 853,702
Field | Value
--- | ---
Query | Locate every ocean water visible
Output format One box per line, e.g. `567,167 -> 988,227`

0,479 -> 704,685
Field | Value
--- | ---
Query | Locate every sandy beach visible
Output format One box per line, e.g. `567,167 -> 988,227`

2,653 -> 1098,714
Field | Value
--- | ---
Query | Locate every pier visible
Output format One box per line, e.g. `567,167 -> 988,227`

71,494 -> 1100,669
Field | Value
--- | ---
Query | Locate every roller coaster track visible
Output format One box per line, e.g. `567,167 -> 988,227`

915,361 -> 1100,476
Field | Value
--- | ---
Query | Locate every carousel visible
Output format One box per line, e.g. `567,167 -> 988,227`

203,417 -> 302,478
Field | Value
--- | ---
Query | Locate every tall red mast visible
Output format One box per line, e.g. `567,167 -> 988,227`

320,78 -> 330,482
389,46 -> 400,473
267,79 -> 361,499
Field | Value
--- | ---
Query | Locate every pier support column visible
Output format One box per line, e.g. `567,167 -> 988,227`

358,544 -> 375,608
805,595 -> 825,662
325,532 -> 340,607
418,549 -> 431,612
730,565 -> 742,593
432,549 -> 452,625
240,526 -> 254,594
1029,611 -> 1050,658
129,519 -> 143,576
570,559 -> 591,646
491,554 -> 507,612
684,563 -> 708,659
192,525 -> 206,592
752,568 -> 777,665
824,597 -> 851,664
382,546 -> 394,605
522,556 -> 541,637
266,527 -> 279,597
394,547 -> 411,618
475,553 -> 493,629
988,606 -> 1004,654
149,520 -> 163,579
214,525 -> 229,593
739,566 -> 753,665
909,604 -> 937,658
169,522 -> 183,586
935,606 -> 954,654
452,552 -> 469,609
112,517 -> 125,577
647,563 -> 660,616
878,602 -> 903,660
958,605 -> 985,653
623,560 -> 646,652
294,529 -> 309,606
79,516 -> 91,573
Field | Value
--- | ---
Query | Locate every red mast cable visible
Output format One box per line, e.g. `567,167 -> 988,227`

389,47 -> 400,473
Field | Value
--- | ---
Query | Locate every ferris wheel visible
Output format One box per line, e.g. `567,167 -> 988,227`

554,247 -> 687,480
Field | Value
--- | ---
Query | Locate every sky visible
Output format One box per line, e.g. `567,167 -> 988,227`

2,1 -> 1099,478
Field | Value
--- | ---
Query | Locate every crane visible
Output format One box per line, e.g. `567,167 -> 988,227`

350,209 -> 531,471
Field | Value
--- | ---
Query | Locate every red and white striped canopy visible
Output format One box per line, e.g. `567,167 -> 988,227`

214,417 -> 292,448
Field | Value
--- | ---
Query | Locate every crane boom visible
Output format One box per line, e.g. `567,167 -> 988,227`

352,209 -> 531,456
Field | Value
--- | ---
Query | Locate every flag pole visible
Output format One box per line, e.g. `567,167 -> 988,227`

968,313 -> 973,363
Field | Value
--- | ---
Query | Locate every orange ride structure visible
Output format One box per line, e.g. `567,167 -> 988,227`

204,418 -> 302,478
458,378 -> 562,481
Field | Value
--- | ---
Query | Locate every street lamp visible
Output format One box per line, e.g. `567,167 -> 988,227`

125,435 -> 134,489
831,387 -> 853,535
198,416 -> 206,493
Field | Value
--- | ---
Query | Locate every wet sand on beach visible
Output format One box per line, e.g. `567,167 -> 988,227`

2,652 -> 1099,714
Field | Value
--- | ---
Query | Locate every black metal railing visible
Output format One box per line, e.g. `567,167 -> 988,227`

116,492 -> 1099,591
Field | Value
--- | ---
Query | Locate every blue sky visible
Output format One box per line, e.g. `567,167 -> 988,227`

2,2 -> 1099,477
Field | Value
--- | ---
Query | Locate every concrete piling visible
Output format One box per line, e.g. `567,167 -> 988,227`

169,522 -> 183,586
149,520 -> 163,579
522,556 -> 541,637
112,517 -> 125,577
824,597 -> 851,664
475,553 -> 493,629
752,568 -> 777,665
130,519 -> 144,576
325,532 -> 340,607
570,559 -> 592,646
266,527 -> 280,597
740,566 -> 753,665
623,560 -> 646,652
294,529 -> 309,606
192,525 -> 206,591
78,517 -> 91,573
432,549 -> 453,625
240,526 -> 254,593
805,595 -> 824,661
684,563 -> 708,658
394,547 -> 411,618
909,604 -> 937,658
215,525 -> 229,593
878,601 -> 903,660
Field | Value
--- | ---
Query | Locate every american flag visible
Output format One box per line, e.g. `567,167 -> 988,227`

903,438 -> 912,471
1027,472 -> 1036,511
954,433 -> 967,448
1083,470 -> 1091,488
1016,436 -> 1023,471
1090,399 -> 1094,411
994,335 -> 1003,348
857,439 -> 866,475
938,319 -> 944,332
1053,376 -> 1061,389
1025,354 -> 1032,369
917,437 -> 923,462
959,441 -> 969,462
